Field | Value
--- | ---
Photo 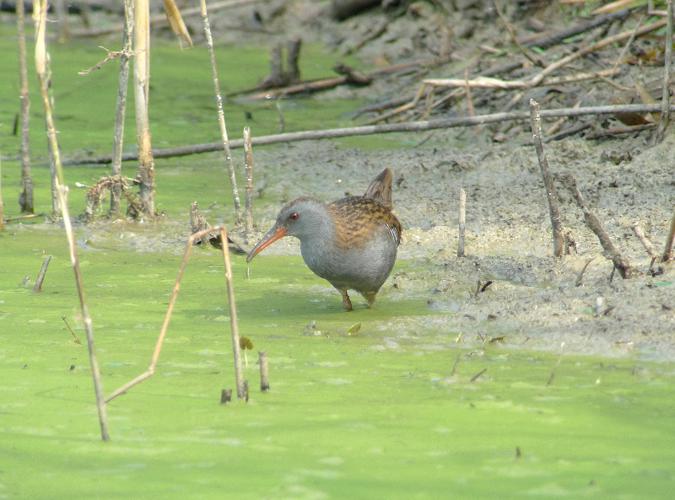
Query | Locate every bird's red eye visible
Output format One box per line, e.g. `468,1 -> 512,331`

289,212 -> 299,221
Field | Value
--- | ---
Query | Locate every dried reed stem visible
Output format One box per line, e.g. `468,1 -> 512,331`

34,0 -> 109,441
562,174 -> 635,278
17,0 -> 33,214
663,211 -> 675,262
54,0 -> 70,42
529,99 -> 564,258
200,0 -> 242,225
111,0 -> 134,215
632,223 -> 657,259
134,0 -> 155,217
33,255 -> 52,292
259,351 -> 269,392
457,188 -> 466,257
655,0 -> 673,143
106,226 -> 246,402
243,127 -> 254,237
218,227 -> 246,399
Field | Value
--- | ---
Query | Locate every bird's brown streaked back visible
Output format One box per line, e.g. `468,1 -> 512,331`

328,197 -> 401,250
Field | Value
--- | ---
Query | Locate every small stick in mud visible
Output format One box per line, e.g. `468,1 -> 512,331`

632,223 -> 658,260
33,255 -> 52,292
575,257 -> 595,287
662,211 -> 675,262
654,0 -> 673,143
529,99 -> 565,258
457,188 -> 466,257
546,342 -> 565,386
470,368 -> 487,383
243,127 -> 255,239
259,351 -> 270,392
61,316 -> 82,345
561,174 -> 635,278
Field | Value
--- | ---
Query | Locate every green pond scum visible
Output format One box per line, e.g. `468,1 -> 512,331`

1,32 -> 674,499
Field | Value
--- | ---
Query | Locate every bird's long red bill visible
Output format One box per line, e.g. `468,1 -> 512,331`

246,226 -> 287,262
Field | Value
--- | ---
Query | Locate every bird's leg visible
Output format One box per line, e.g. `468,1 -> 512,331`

339,289 -> 353,311
363,291 -> 377,308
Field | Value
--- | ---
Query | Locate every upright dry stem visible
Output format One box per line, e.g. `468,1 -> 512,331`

200,0 -> 242,225
218,227 -> 246,399
134,0 -> 155,217
0,157 -> 4,231
655,0 -> 673,143
663,211 -> 675,262
17,0 -> 33,213
457,188 -> 466,257
243,127 -> 254,237
110,0 -> 134,215
34,0 -> 109,440
529,99 -> 564,258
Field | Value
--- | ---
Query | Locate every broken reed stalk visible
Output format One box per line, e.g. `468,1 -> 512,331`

134,0 -> 156,217
68,103 -> 675,166
218,226 -> 246,399
655,0 -> 673,143
105,226 -> 246,403
54,0 -> 69,42
529,99 -> 564,258
561,174 -> 635,278
200,0 -> 242,225
546,342 -> 565,386
631,223 -> 658,259
457,187 -> 466,257
34,0 -> 109,441
33,255 -> 52,292
17,0 -> 33,214
110,0 -> 134,216
259,351 -> 270,392
243,127 -> 254,237
663,211 -> 675,262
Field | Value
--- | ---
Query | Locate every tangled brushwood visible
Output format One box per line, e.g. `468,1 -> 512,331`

84,175 -> 144,220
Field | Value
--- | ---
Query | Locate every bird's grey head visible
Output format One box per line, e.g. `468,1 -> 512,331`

246,197 -> 328,262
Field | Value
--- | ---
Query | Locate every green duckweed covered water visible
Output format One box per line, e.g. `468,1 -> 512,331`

1,32 -> 674,499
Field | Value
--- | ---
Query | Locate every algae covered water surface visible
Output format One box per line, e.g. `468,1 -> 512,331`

1,227 -> 675,498
1,32 -> 674,499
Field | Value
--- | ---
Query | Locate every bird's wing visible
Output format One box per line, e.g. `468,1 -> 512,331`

329,197 -> 401,249
363,168 -> 393,209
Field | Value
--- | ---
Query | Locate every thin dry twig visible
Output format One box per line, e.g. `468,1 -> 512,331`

529,99 -> 565,258
663,211 -> 675,262
65,103 -> 675,166
575,257 -> 595,287
561,174 -> 635,278
78,46 -> 128,76
33,255 -> 52,292
243,127 -> 254,238
457,188 -> 466,257
61,316 -> 82,345
632,222 -> 658,259
106,226 -> 246,403
200,0 -> 242,225
34,0 -> 109,441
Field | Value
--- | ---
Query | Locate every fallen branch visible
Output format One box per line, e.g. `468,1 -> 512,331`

64,103 -> 675,166
560,174 -> 635,278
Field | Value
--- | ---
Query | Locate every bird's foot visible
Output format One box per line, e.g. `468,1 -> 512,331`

340,289 -> 353,311
363,291 -> 377,308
